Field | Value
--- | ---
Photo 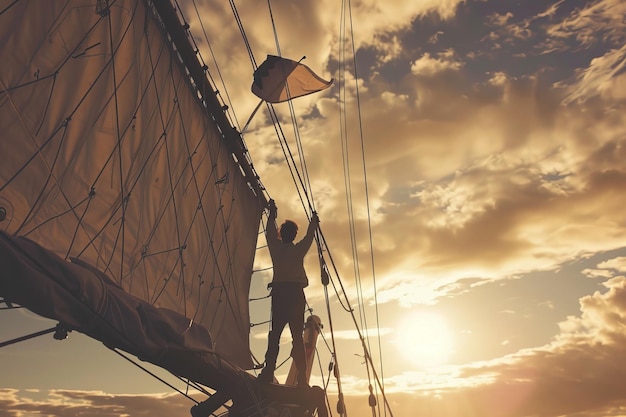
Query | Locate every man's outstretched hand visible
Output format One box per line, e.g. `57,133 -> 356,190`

268,199 -> 277,216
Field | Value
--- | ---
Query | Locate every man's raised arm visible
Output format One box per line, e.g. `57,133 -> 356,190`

266,199 -> 278,242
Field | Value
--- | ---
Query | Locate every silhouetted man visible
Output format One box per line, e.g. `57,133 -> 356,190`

258,199 -> 319,387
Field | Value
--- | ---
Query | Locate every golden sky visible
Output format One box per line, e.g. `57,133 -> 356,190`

2,0 -> 626,416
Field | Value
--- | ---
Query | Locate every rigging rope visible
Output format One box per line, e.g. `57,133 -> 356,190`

336,10 -> 375,411
106,10 -> 129,283
226,0 -> 394,415
0,326 -> 58,348
334,0 -> 392,415
188,0 -> 243,131
229,0 -> 258,71
336,0 -> 386,415
0,0 -> 19,15
111,347 -> 201,405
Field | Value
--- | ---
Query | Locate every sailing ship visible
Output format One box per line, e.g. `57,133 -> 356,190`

0,1 -> 392,416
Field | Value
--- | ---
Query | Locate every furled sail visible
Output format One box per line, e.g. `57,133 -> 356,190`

0,0 -> 263,376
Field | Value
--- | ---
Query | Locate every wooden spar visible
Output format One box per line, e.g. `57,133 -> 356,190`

285,315 -> 323,386
150,0 -> 267,205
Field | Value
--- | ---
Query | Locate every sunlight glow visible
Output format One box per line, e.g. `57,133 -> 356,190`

393,312 -> 454,369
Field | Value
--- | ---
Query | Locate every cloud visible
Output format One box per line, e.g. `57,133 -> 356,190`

564,45 -> 626,104
328,327 -> 393,340
545,0 -> 626,49
361,275 -> 626,416
0,389 -> 193,417
582,256 -> 626,279
180,0 -> 467,114
247,46 -> 626,310
597,257 -> 626,273
0,387 -> 428,417
319,66 -> 626,305
461,275 -> 626,417
486,12 -> 514,27
411,50 -> 464,76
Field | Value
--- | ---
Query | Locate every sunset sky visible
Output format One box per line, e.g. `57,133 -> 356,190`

2,0 -> 626,416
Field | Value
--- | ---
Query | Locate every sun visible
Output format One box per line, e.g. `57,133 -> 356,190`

393,312 -> 454,369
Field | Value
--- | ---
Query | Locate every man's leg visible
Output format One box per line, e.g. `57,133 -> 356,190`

288,289 -> 307,386
259,290 -> 289,382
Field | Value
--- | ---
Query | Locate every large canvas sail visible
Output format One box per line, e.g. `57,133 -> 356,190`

0,0 -> 263,374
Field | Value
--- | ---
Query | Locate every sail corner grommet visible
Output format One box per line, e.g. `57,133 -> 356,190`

0,207 -> 6,222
